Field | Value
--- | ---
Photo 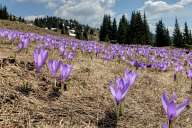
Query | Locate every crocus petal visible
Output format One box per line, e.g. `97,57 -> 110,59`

162,123 -> 168,128
109,82 -> 116,99
116,78 -> 124,90
17,42 -> 23,50
115,89 -> 123,105
161,91 -> 169,114
121,85 -> 129,100
40,49 -> 48,65
33,48 -> 48,73
129,71 -> 137,86
176,99 -> 190,117
33,49 -> 38,65
48,60 -> 60,77
168,101 -> 176,121
60,63 -> 72,81
124,70 -> 137,86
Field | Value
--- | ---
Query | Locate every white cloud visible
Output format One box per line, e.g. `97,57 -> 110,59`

15,0 -> 117,27
16,0 -> 50,3
141,0 -> 183,15
54,0 -> 116,27
139,0 -> 192,35
178,0 -> 192,6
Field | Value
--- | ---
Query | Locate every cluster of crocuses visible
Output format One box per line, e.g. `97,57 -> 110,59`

0,29 -> 188,66
33,48 -> 72,84
2,28 -> 192,81
0,28 -> 191,127
109,69 -> 190,127
2,28 -> 192,82
17,36 -> 30,51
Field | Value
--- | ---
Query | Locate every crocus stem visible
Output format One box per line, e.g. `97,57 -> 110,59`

119,103 -> 124,116
14,52 -> 17,60
35,73 -> 40,85
191,80 -> 192,91
116,103 -> 124,120
174,73 -> 176,82
54,78 -> 57,88
118,58 -> 120,64
24,61 -> 27,71
116,104 -> 120,120
169,120 -> 173,128
25,48 -> 28,54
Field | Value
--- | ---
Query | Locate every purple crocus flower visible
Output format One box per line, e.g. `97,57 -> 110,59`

187,69 -> 192,79
59,63 -> 72,81
17,42 -> 24,50
66,52 -> 75,62
162,123 -> 168,128
161,91 -> 189,122
159,63 -> 168,71
48,60 -> 61,77
17,38 -> 29,50
175,65 -> 183,73
58,45 -> 66,55
33,48 -> 48,73
109,70 -> 137,105
109,78 -> 129,105
174,64 -> 184,81
123,69 -> 137,87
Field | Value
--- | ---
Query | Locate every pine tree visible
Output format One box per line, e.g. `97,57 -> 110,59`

130,11 -> 145,44
99,15 -> 112,42
130,11 -> 136,43
111,18 -> 117,42
75,25 -> 83,39
0,4 -> 2,18
183,22 -> 190,45
189,30 -> 192,45
0,5 -> 9,19
173,18 -> 183,47
143,12 -> 150,45
165,28 -> 170,46
155,20 -> 170,47
118,15 -> 129,44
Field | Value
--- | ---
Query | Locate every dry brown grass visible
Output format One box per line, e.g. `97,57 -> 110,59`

0,22 -> 192,128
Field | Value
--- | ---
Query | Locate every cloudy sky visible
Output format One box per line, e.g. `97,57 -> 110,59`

2,0 -> 192,34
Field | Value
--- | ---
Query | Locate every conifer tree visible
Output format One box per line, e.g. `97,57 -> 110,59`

173,18 -> 183,47
143,12 -> 150,44
183,22 -> 190,45
99,15 -> 112,41
130,11 -> 146,44
189,30 -> 192,45
165,28 -> 170,46
155,20 -> 170,47
118,15 -> 129,44
111,18 -> 117,42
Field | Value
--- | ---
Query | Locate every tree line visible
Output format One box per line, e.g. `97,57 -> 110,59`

100,12 -> 151,45
34,16 -> 97,40
0,4 -> 25,22
155,19 -> 192,47
99,12 -> 192,47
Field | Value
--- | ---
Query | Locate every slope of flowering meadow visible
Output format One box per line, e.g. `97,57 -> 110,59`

0,22 -> 192,128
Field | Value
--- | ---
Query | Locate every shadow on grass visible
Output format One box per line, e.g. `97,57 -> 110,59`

98,110 -> 117,128
47,86 -> 61,100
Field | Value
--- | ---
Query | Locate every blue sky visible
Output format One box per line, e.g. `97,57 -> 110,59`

2,0 -> 192,34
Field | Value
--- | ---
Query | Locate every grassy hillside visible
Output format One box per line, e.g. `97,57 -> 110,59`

0,21 -> 192,128
0,20 -> 65,37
